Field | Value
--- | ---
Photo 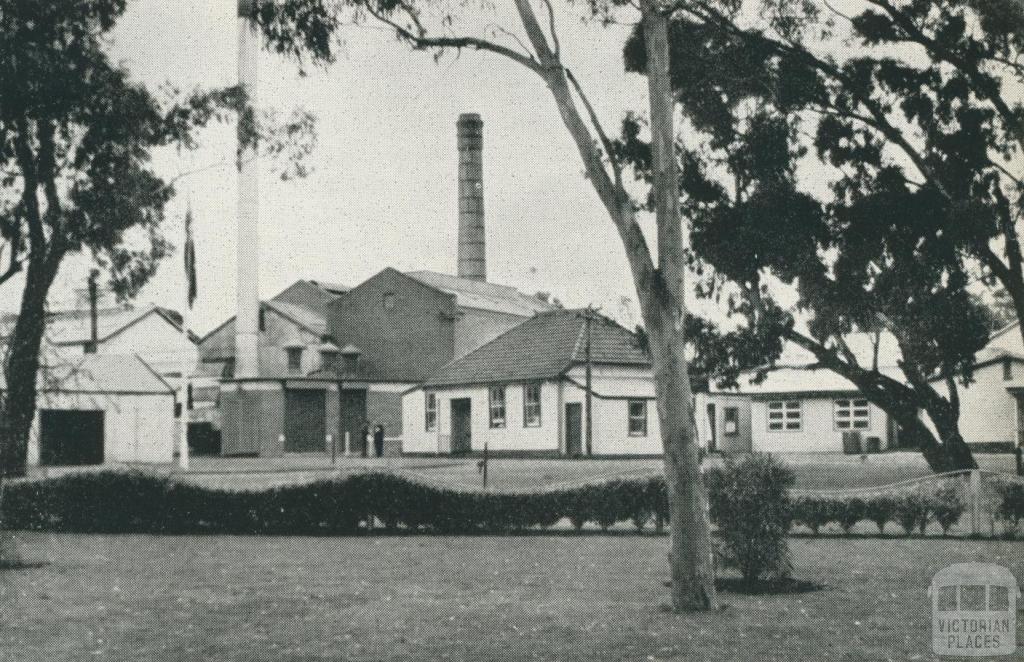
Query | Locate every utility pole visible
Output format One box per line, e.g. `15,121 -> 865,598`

583,307 -> 595,457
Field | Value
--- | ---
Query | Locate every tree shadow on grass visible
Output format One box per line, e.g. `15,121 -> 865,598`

0,559 -> 48,571
716,577 -> 827,595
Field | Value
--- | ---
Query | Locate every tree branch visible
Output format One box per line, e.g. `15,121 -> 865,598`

564,68 -> 623,192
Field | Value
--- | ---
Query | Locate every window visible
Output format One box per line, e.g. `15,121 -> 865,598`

834,398 -> 869,430
1004,358 -> 1013,381
425,393 -> 437,431
321,350 -> 338,370
523,383 -> 542,427
258,307 -> 266,332
767,400 -> 801,431
383,292 -> 396,310
723,407 -> 740,437
628,399 -> 648,436
286,347 -> 303,372
489,386 -> 506,428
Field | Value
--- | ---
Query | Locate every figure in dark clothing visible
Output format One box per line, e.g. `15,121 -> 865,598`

360,424 -> 369,458
373,425 -> 385,458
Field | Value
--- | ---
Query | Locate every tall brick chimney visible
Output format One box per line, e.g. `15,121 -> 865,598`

457,113 -> 486,282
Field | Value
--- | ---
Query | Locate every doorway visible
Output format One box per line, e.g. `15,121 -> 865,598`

450,399 -> 472,454
706,403 -> 717,453
284,389 -> 326,453
340,389 -> 368,456
40,409 -> 104,466
565,403 -> 582,456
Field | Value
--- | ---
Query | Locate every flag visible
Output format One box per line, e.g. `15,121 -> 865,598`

184,205 -> 197,309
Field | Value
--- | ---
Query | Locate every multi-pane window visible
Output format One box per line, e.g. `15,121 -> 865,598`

834,398 -> 869,430
489,386 -> 506,428
628,400 -> 648,436
523,383 -> 542,427
425,393 -> 437,431
286,347 -> 303,372
767,400 -> 801,431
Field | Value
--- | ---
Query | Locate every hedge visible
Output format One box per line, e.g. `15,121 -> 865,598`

1,468 -> 1021,538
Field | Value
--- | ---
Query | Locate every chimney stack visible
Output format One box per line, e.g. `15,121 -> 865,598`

235,0 -> 260,379
457,113 -> 486,282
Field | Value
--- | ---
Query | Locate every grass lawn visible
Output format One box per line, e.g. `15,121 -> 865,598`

168,452 -> 1019,492
1,533 -> 1021,661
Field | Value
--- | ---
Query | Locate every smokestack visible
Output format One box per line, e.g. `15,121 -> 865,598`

235,0 -> 260,379
457,113 -> 486,282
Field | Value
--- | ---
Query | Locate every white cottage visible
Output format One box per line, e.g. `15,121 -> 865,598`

402,309 -> 737,456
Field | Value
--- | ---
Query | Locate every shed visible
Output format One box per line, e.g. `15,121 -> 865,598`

0,350 -> 177,467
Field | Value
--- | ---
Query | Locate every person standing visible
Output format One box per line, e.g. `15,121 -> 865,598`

373,424 -> 385,458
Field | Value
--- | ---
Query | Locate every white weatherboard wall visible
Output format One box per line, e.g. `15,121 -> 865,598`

26,391 -> 176,466
563,366 -> 661,456
929,360 -> 1022,446
403,382 -> 560,454
750,396 -> 890,453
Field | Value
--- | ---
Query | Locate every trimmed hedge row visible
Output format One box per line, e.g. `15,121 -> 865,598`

1,468 -> 1022,538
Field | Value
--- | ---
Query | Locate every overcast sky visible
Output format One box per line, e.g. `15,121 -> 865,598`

7,0 -> 660,334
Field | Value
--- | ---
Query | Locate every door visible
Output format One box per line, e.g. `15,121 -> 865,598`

706,403 -> 717,453
284,389 -> 326,453
40,409 -> 104,466
339,389 -> 368,455
450,399 -> 472,455
565,403 -> 582,456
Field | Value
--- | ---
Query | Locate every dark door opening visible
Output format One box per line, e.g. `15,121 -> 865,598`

450,398 -> 472,455
284,389 -> 326,453
40,409 -> 104,466
188,423 -> 221,456
706,403 -> 717,453
565,403 -> 582,456
340,389 -> 368,455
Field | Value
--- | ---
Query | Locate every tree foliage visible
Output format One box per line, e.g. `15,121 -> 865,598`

619,0 -> 1024,471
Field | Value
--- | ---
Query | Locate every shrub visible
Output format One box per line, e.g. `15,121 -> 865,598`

863,496 -> 897,535
707,454 -> 794,583
792,496 -> 842,535
995,482 -> 1024,536
894,492 -> 931,536
928,484 -> 966,536
836,498 -> 866,535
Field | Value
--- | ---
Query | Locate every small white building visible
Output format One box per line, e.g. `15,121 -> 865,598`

929,324 -> 1024,450
729,366 -> 897,453
1,350 -> 177,468
402,309 -> 738,456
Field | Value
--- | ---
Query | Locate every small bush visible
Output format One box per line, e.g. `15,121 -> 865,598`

995,482 -> 1024,536
863,496 -> 897,535
894,493 -> 931,536
836,498 -> 866,535
928,484 -> 966,536
708,454 -> 794,583
792,496 -> 841,535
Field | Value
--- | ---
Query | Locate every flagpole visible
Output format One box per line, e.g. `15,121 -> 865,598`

178,204 -> 193,471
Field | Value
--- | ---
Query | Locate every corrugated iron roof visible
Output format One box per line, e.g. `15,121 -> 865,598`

404,271 -> 555,317
0,348 -> 173,395
424,309 -> 649,387
0,305 -> 186,347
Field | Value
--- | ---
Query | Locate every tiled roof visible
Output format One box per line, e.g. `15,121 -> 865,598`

404,271 -> 555,317
424,309 -> 649,387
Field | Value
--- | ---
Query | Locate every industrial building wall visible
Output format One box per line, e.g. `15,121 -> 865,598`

327,268 -> 457,382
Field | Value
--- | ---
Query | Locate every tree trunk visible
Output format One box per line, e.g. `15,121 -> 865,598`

641,1 -> 719,612
1,256 -> 58,477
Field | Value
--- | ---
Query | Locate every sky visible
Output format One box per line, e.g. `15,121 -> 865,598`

2,0 -> 659,335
